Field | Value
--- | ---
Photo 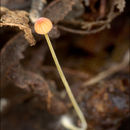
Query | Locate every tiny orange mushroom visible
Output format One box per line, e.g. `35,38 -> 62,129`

34,17 -> 53,35
34,17 -> 87,130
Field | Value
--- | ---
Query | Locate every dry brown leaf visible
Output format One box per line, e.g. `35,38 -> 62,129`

0,33 -> 67,114
0,7 -> 35,46
0,33 -> 28,87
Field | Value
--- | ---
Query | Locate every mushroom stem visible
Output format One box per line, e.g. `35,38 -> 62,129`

44,34 -> 87,130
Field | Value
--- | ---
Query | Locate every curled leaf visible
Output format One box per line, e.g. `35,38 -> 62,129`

0,7 -> 35,46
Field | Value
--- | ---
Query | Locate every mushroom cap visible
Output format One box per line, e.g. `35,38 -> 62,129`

34,17 -> 53,35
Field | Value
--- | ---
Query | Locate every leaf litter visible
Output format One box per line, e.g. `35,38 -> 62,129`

0,0 -> 129,130
0,7 -> 35,46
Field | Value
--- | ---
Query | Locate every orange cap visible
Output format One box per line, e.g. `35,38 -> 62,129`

34,17 -> 53,35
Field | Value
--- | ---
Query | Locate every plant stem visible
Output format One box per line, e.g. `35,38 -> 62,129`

44,34 -> 87,130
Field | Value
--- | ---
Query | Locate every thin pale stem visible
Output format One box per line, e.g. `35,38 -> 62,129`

44,34 -> 87,130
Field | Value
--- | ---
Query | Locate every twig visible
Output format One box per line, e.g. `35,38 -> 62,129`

29,0 -> 47,23
82,51 -> 130,87
58,24 -> 108,35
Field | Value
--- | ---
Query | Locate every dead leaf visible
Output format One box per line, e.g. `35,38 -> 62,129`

0,33 -> 27,85
0,7 -> 35,46
0,32 -> 67,114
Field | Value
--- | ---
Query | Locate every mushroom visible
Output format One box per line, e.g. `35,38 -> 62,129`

34,17 -> 87,130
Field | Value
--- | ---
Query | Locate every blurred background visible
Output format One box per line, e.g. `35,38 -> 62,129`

0,0 -> 130,130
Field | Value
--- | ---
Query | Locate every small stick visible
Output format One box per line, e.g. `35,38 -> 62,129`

82,51 -> 129,87
29,0 -> 47,23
